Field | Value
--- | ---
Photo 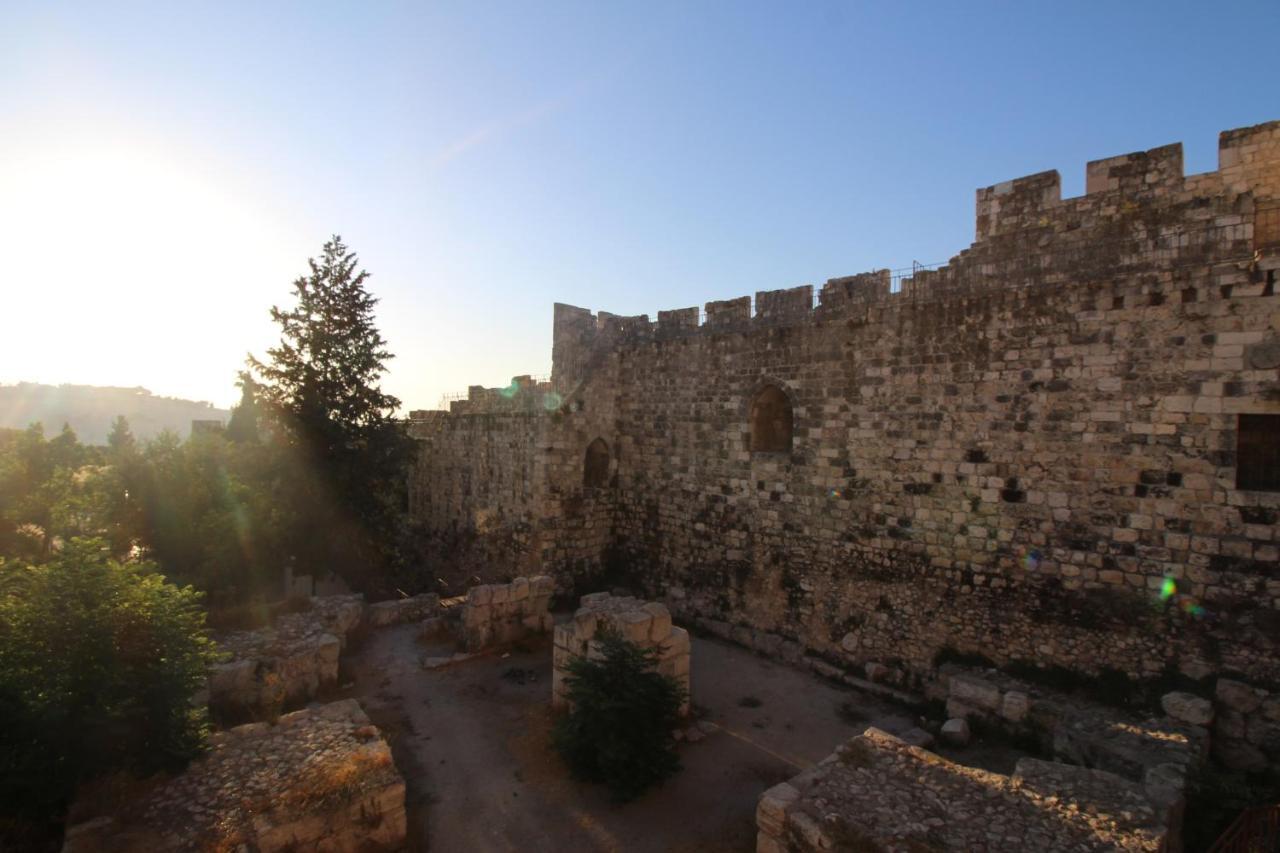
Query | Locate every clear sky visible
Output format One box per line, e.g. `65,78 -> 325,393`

2,1 -> 1277,412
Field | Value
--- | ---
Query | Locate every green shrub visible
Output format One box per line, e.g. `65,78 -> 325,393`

552,631 -> 686,802
0,538 -> 221,823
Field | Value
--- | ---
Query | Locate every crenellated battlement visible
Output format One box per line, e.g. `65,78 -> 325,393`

976,119 -> 1280,240
427,119 -> 1280,408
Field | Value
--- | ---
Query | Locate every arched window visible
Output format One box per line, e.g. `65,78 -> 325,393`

749,385 -> 794,453
583,438 -> 611,488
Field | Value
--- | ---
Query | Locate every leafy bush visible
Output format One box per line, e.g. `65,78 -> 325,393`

552,631 -> 686,802
0,538 -> 221,823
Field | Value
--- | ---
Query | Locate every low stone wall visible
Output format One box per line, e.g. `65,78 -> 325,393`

935,666 -> 1206,800
209,594 -> 365,721
367,592 -> 440,628
460,576 -> 554,651
756,728 -> 1171,852
1211,677 -> 1280,773
552,592 -> 690,715
62,699 -> 406,853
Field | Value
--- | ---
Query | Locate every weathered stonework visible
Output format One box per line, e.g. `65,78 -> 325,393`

460,575 -> 555,651
209,595 -> 364,721
756,728 -> 1171,852
551,592 -> 691,715
62,700 -> 406,853
366,592 -> 440,628
411,120 -> 1280,696
932,666 -> 1204,813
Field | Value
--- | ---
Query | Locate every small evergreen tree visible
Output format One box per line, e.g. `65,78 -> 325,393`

552,632 -> 686,801
245,236 -> 412,589
106,415 -> 136,457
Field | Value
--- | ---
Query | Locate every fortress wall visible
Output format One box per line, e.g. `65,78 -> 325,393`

411,120 -> 1280,686
407,412 -> 548,582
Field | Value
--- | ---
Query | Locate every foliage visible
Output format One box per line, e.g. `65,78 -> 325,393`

225,373 -> 261,444
552,632 -> 686,802
0,538 -> 220,821
245,236 -> 413,593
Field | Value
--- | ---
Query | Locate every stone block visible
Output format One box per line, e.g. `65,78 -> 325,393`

530,575 -> 554,597
467,585 -> 493,606
643,602 -> 672,641
950,674 -> 1002,712
941,718 -> 971,746
661,626 -> 691,659
572,610 -> 598,640
1161,691 -> 1213,726
615,610 -> 653,644
1216,678 -> 1262,714
1001,690 -> 1031,723
510,577 -> 530,601
864,662 -> 889,683
490,585 -> 511,605
756,781 -> 799,837
463,603 -> 491,628
580,591 -> 611,606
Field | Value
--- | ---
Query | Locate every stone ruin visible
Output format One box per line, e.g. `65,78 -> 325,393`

552,592 -> 691,716
207,593 -> 452,721
755,664 -> 1216,851
366,592 -> 441,629
207,594 -> 366,721
62,699 -> 406,853
757,728 -> 1171,852
458,575 -> 555,652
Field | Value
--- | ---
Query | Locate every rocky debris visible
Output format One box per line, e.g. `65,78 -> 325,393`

62,700 -> 406,853
552,592 -> 691,716
460,576 -> 554,652
940,718 -> 970,746
935,666 -> 1205,792
1209,677 -> 1280,772
367,593 -> 440,628
756,728 -> 1169,852
1160,691 -> 1214,727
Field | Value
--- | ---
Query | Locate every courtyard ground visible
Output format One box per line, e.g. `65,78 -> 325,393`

341,621 -> 1019,852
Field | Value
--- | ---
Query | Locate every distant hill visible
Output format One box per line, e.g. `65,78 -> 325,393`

0,383 -> 230,445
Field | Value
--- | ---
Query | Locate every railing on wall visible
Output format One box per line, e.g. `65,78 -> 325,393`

1209,804 -> 1280,853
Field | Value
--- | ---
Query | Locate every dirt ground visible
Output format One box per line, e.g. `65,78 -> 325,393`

342,622 -> 1013,852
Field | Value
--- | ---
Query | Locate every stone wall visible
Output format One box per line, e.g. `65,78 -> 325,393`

460,575 -> 555,651
367,592 -> 440,628
62,700 -> 406,853
757,727 -> 1173,852
551,592 -> 691,715
411,120 -> 1280,693
209,594 -> 365,721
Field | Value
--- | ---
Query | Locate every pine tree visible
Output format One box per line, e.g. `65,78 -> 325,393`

225,373 -> 260,444
106,415 -> 136,457
246,236 -> 411,587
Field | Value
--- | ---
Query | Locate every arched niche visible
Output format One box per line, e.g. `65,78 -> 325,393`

749,385 -> 794,453
583,437 -> 611,488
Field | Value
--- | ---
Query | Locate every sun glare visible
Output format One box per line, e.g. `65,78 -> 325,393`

0,137 -> 305,406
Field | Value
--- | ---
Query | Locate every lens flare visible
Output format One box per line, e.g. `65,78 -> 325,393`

543,391 -> 563,411
1159,578 -> 1177,600
1021,548 -> 1042,571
